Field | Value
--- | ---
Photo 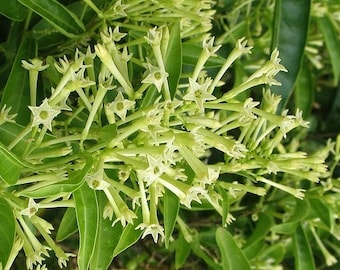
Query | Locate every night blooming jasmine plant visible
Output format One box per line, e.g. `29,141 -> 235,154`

0,1 -> 337,269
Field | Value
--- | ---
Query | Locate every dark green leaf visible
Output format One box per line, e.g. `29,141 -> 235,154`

271,198 -> 310,234
271,0 -> 310,111
308,198 -> 332,230
164,188 -> 179,248
56,208 -> 78,242
175,233 -> 192,269
0,0 -> 27,21
293,223 -> 315,270
0,34 -> 35,125
165,22 -> 182,99
295,58 -> 314,117
0,197 -> 15,267
19,156 -> 93,198
243,213 -> 273,259
216,227 -> 251,270
112,208 -> 142,257
0,143 -> 27,185
74,183 -> 99,270
18,0 -> 85,38
90,192 -> 123,270
317,15 -> 340,85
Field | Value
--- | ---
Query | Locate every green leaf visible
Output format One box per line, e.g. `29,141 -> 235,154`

175,233 -> 192,269
19,156 -> 93,198
165,22 -> 182,99
90,192 -> 123,270
216,227 -> 251,270
271,0 -> 310,111
317,15 -> 340,85
164,188 -> 179,248
112,208 -> 143,257
294,58 -> 314,118
308,198 -> 332,230
0,0 -> 27,21
243,213 -> 273,259
0,197 -> 15,268
271,198 -> 310,234
56,208 -> 78,242
0,123 -> 30,156
0,143 -> 27,185
74,183 -> 99,270
18,0 -> 85,38
0,34 -> 35,125
293,223 -> 315,270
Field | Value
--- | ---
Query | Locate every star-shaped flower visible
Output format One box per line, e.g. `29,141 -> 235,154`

183,77 -> 216,110
29,99 -> 61,131
106,91 -> 135,121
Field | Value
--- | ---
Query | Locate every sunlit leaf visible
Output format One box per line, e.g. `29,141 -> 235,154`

0,197 -> 15,267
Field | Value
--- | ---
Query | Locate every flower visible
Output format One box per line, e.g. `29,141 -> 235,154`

85,170 -> 111,190
21,58 -> 49,72
136,222 -> 165,243
29,99 -> 61,131
138,155 -> 168,186
183,77 -> 216,110
202,35 -> 221,56
20,198 -> 39,218
144,27 -> 162,46
106,91 -> 135,121
0,104 -> 17,125
142,63 -> 169,93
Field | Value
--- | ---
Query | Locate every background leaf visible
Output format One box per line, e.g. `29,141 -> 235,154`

317,14 -> 340,85
163,188 -> 179,248
90,192 -> 123,270
0,197 -> 15,267
18,0 -> 85,38
0,34 -> 35,125
56,208 -> 78,242
216,227 -> 251,270
271,0 -> 311,111
74,183 -> 99,270
0,143 -> 26,185
0,0 -> 27,21
165,22 -> 182,99
293,223 -> 315,270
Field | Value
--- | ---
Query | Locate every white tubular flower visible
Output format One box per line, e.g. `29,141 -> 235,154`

136,222 -> 165,243
22,58 -> 49,72
145,27 -> 162,46
236,37 -> 253,54
20,198 -> 39,218
183,77 -> 216,111
0,104 -> 17,125
106,91 -> 135,121
202,35 -> 221,56
29,99 -> 61,131
138,155 -> 168,186
142,63 -> 169,93
85,170 -> 111,190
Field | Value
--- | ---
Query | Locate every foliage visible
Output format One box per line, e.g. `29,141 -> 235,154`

0,0 -> 340,269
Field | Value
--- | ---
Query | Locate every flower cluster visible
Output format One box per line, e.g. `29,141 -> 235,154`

2,7 -> 328,269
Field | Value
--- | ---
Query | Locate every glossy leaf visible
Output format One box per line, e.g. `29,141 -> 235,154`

0,197 -> 15,268
112,208 -> 142,257
0,34 -> 35,125
56,208 -> 78,242
0,0 -> 27,21
295,59 -> 314,117
293,223 -> 315,270
74,183 -> 99,270
317,15 -> 340,85
308,198 -> 332,230
165,22 -> 182,99
175,233 -> 192,269
164,188 -> 179,248
19,156 -> 93,198
0,143 -> 27,185
271,0 -> 310,111
216,227 -> 251,270
18,0 -> 85,38
90,192 -> 123,270
271,198 -> 310,234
